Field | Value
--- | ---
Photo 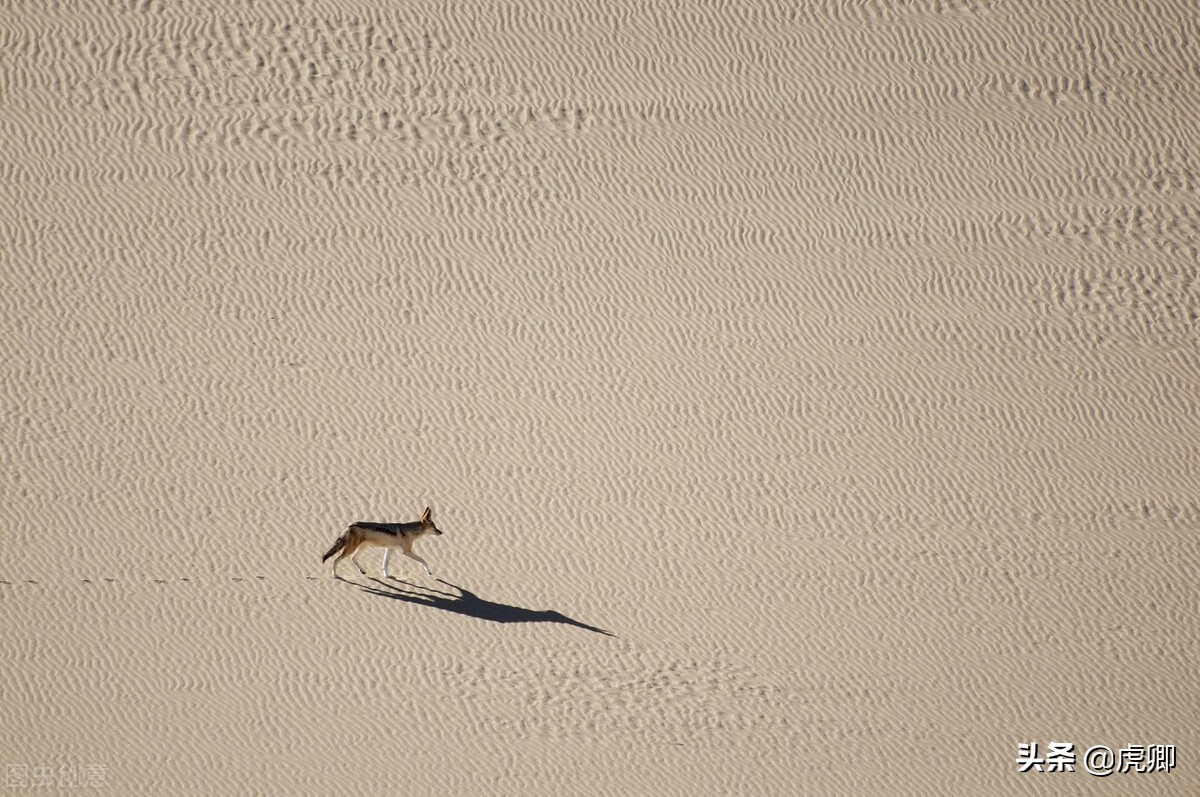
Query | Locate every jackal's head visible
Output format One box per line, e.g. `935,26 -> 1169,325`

420,506 -> 443,535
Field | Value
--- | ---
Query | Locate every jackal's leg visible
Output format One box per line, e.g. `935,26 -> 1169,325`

382,548 -> 392,578
350,550 -> 366,575
403,549 -> 432,576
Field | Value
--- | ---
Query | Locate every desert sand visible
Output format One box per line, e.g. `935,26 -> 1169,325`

2,0 -> 1198,794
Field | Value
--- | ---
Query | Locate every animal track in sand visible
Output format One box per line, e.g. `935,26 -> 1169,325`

0,575 -> 298,587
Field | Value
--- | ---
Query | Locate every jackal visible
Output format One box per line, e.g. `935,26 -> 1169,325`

322,507 -> 443,579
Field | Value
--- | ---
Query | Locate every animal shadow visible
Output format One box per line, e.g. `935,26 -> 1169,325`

362,578 -> 613,636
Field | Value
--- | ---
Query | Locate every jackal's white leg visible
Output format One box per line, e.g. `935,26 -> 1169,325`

404,550 -> 432,576
351,552 -> 366,575
382,548 -> 391,578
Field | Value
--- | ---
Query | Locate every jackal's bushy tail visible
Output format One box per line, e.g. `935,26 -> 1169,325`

322,530 -> 349,562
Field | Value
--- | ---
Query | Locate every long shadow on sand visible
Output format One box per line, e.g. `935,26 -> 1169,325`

361,578 -> 614,636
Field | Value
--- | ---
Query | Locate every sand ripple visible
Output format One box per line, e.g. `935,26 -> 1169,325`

3,1 -> 1199,794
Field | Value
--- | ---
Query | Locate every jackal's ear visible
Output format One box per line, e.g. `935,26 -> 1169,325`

420,506 -> 431,523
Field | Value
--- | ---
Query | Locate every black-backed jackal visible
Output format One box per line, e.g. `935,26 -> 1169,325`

322,507 -> 443,580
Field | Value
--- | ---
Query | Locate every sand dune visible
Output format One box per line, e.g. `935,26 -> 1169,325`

2,0 -> 1198,794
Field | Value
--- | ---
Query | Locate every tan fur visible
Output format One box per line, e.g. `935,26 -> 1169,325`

322,506 -> 443,580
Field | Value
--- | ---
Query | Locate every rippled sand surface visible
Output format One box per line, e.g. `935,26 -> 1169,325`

2,1 -> 1198,794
